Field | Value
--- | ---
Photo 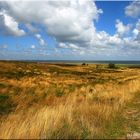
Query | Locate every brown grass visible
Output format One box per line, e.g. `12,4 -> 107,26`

0,61 -> 140,139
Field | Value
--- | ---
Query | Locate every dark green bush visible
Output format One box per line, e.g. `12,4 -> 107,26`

0,95 -> 14,115
108,63 -> 116,69
82,63 -> 86,66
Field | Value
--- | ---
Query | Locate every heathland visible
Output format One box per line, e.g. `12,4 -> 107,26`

0,61 -> 140,139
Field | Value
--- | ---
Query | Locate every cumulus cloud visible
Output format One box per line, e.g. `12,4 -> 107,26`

133,19 -> 140,41
109,34 -> 122,46
125,1 -> 140,18
31,45 -> 36,49
0,0 -> 140,58
35,34 -> 46,46
59,42 -> 80,50
0,1 -> 102,45
0,10 -> 25,36
115,19 -> 131,36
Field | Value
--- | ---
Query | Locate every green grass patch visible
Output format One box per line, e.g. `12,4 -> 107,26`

0,83 -> 8,88
0,94 -> 9,101
0,94 -> 15,115
55,88 -> 65,97
104,113 -> 126,139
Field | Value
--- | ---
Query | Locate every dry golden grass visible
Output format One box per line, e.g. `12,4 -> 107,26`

0,61 -> 140,139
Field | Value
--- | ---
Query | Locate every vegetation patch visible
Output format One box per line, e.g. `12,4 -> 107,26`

0,94 -> 15,115
104,113 -> 125,139
0,83 -> 8,88
55,88 -> 65,97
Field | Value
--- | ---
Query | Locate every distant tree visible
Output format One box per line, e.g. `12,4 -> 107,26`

82,63 -> 86,66
108,63 -> 116,69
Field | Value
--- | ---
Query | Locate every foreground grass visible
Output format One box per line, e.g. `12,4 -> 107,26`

0,61 -> 140,139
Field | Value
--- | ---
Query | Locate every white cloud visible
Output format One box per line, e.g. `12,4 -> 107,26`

125,1 -> 140,18
31,45 -> 36,49
35,34 -> 46,46
59,42 -> 79,50
115,19 -> 131,36
0,10 -> 25,36
109,34 -> 122,45
0,1 -> 102,45
0,0 -> 140,58
133,28 -> 139,36
0,44 -> 8,49
136,19 -> 140,29
59,43 -> 67,48
133,19 -> 140,41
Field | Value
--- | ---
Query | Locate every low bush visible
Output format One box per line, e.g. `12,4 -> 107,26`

108,63 -> 116,69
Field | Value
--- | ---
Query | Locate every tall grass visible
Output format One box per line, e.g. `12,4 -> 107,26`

0,78 -> 140,139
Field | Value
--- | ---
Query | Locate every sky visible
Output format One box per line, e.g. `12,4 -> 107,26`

0,0 -> 140,60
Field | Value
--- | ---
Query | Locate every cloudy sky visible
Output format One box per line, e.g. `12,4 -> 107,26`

0,0 -> 140,60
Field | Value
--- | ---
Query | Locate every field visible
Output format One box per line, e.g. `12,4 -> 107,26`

0,61 -> 140,139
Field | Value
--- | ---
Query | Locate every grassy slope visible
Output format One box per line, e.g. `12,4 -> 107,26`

104,88 -> 140,139
0,61 -> 140,139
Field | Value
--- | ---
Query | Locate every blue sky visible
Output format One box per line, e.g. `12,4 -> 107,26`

96,1 -> 129,34
0,0 -> 140,60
